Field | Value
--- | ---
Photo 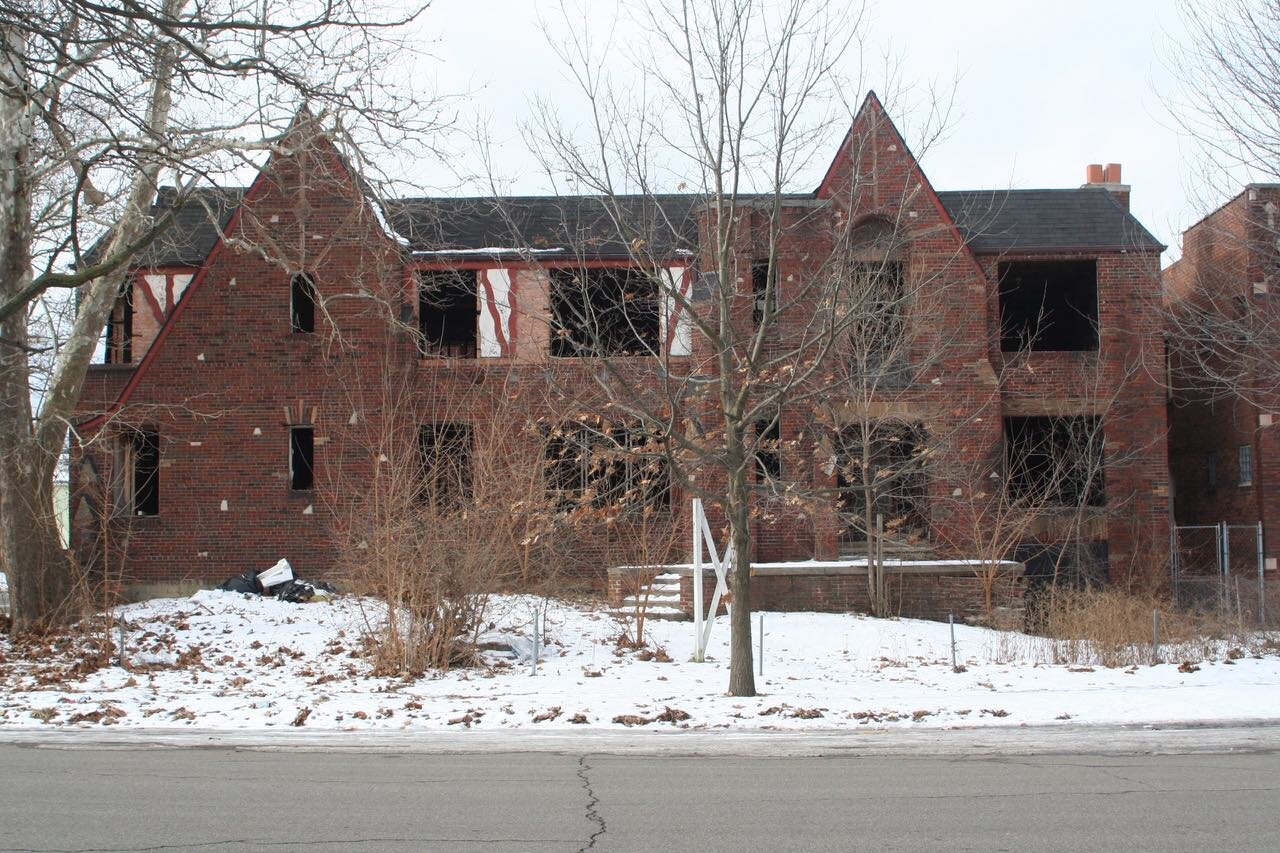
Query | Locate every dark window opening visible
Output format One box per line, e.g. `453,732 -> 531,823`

550,268 -> 660,357
998,261 -> 1098,352
849,260 -> 906,361
104,283 -> 133,364
1003,416 -> 1105,507
291,273 -> 317,334
419,271 -> 477,357
755,412 -> 782,481
1206,450 -> 1218,491
131,430 -> 160,516
751,259 -> 778,328
418,423 -> 473,506
290,426 -> 315,491
1239,444 -> 1253,487
544,423 -> 669,509
834,424 -> 927,545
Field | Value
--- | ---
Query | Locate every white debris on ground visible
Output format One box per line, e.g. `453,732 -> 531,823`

1,590 -> 1277,732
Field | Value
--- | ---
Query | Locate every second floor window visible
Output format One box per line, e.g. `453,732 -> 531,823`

419,271 -> 478,357
998,260 -> 1099,352
550,268 -> 660,357
104,283 -> 133,364
291,273 -> 317,334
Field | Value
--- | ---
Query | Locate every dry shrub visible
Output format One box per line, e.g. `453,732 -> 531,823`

1036,586 -> 1248,667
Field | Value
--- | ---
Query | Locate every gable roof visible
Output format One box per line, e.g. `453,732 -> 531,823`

382,194 -> 704,258
937,188 -> 1164,253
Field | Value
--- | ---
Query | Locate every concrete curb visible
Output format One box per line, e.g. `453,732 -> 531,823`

2,719 -> 1278,757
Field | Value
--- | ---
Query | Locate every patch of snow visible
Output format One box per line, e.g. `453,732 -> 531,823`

411,247 -> 567,256
1,590 -> 1277,734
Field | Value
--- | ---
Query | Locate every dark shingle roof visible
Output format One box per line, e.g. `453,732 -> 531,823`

381,195 -> 702,258
936,188 -> 1164,253
128,185 -> 1164,268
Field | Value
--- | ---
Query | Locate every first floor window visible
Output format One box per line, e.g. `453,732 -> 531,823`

755,412 -> 782,481
418,422 -> 473,506
1239,444 -> 1253,487
544,423 -> 669,509
113,429 -> 159,516
290,426 -> 315,491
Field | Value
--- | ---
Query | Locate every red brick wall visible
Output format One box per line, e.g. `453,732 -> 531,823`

71,106 -> 1170,593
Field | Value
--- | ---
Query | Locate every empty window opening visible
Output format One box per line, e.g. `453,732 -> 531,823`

418,423 -> 473,506
550,268 -> 660,357
291,273 -> 317,334
834,424 -> 927,545
290,426 -> 315,491
751,259 -> 778,328
544,423 -> 670,509
113,429 -> 159,516
1239,444 -> 1253,487
998,261 -> 1098,352
755,412 -> 782,481
419,271 -> 477,357
849,260 -> 906,361
1004,416 -> 1105,507
104,283 -> 133,364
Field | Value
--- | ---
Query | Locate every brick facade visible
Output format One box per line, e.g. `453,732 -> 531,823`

71,96 -> 1172,598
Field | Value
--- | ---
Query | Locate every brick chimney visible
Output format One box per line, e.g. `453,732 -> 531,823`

1083,162 -> 1130,210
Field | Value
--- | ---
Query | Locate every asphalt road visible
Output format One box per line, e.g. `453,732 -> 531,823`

2,744 -> 1279,852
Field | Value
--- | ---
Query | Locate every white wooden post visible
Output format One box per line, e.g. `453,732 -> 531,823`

692,498 -> 705,662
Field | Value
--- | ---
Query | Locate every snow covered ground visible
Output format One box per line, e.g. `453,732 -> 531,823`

1,590 -> 1277,733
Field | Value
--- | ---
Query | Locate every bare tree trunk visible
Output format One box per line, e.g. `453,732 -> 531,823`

726,461 -> 755,697
0,6 -> 181,630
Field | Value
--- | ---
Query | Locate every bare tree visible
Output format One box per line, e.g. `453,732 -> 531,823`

0,0 -> 438,630
1165,0 -> 1280,406
497,0 -> 960,696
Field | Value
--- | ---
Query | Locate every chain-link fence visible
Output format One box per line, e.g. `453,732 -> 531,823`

1172,522 -> 1268,625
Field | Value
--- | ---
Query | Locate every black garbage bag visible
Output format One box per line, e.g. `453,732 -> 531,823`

218,569 -> 259,594
274,578 -> 336,603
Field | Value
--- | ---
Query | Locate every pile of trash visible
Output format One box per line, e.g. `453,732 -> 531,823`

217,559 -> 336,603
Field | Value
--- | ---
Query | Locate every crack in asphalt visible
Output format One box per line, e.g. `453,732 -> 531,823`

577,754 -> 606,852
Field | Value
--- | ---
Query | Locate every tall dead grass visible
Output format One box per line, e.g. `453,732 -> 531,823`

1034,586 -> 1255,667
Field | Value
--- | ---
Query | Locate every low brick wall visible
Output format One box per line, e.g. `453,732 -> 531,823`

609,560 -> 1024,623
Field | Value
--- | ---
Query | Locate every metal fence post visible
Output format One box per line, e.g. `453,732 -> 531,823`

1257,521 -> 1266,627
1152,609 -> 1160,665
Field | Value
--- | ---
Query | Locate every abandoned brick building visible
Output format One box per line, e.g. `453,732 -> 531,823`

1166,184 -> 1280,602
71,94 -> 1171,601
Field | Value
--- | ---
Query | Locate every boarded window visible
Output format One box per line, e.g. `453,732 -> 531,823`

418,423 -> 473,506
290,426 -> 315,491
998,261 -> 1098,352
291,274 -> 317,334
1004,416 -> 1105,506
544,423 -> 669,509
104,283 -> 133,364
419,271 -> 477,357
550,268 -> 660,357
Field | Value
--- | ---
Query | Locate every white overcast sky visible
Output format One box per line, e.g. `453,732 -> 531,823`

405,0 -> 1208,262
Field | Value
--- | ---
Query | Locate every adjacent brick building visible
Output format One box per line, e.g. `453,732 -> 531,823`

1166,184 -> 1280,587
71,94 -> 1171,599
